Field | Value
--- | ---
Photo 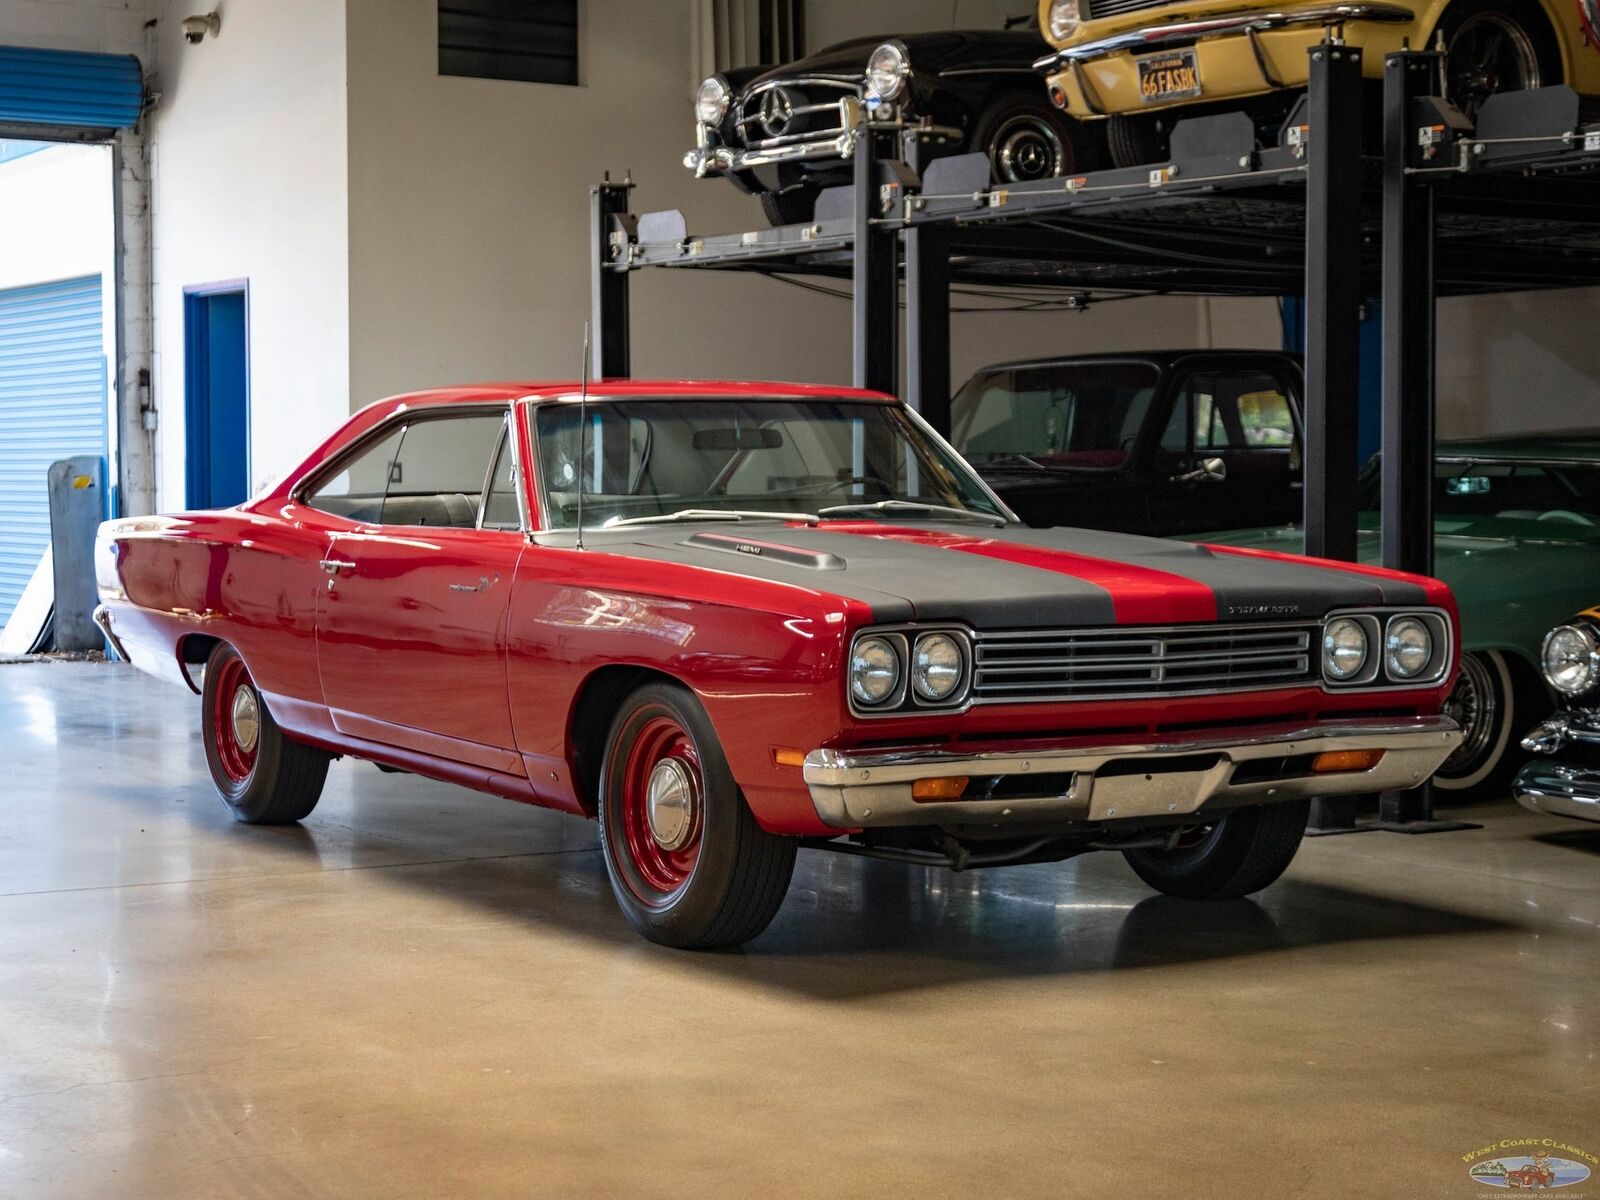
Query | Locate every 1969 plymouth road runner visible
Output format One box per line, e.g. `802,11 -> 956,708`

96,381 -> 1464,947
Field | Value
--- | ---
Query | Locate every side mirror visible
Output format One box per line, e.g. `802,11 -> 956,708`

1173,456 -> 1227,484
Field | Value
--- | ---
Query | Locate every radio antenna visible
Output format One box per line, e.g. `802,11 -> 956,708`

575,320 -> 590,551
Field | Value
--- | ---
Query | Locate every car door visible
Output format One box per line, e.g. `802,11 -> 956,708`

1148,364 -> 1303,534
305,408 -> 525,774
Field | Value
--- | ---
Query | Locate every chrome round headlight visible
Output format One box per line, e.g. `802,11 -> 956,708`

1542,623 -> 1599,696
695,76 -> 731,125
1384,616 -> 1433,679
911,633 -> 965,702
1323,617 -> 1369,681
1047,0 -> 1084,41
865,41 -> 910,103
850,635 -> 901,706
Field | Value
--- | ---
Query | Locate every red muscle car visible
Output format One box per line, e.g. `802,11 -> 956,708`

95,381 -> 1465,947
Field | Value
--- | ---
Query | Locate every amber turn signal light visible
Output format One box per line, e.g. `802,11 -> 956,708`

912,776 -> 969,802
771,747 -> 807,768
1310,749 -> 1385,774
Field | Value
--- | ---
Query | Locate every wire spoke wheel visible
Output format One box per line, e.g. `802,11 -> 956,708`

1440,652 -> 1499,777
1445,11 -> 1541,120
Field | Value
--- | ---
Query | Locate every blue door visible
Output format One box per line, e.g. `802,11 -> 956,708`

184,286 -> 249,508
0,275 -> 107,627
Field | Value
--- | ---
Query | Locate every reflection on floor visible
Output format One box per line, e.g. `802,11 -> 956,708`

1,662 -> 1596,1198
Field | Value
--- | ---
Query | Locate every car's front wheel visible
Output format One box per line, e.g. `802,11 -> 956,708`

973,92 -> 1096,185
1438,0 -> 1561,122
201,642 -> 330,823
1433,649 -> 1529,796
1123,800 -> 1309,899
598,681 -> 797,948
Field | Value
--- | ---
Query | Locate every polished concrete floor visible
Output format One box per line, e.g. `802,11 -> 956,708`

1,660 -> 1596,1198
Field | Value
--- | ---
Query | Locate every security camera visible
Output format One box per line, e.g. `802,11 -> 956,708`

181,12 -> 220,43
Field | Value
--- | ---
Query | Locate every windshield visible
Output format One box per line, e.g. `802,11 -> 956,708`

1357,457 -> 1600,526
533,397 -> 1006,528
950,362 -> 1160,469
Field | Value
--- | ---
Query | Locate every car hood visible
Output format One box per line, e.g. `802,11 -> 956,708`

748,30 -> 1049,86
591,520 -> 1433,629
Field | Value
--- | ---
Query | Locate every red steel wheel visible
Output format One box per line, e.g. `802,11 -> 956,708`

617,715 -> 704,904
598,682 -> 797,948
209,652 -> 261,784
200,642 -> 330,824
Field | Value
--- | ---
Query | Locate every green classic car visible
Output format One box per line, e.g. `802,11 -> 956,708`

1202,434 -> 1600,796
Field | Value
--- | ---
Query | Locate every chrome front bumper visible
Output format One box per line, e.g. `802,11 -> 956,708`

803,715 -> 1460,829
1033,2 -> 1413,69
683,97 -> 864,178
1515,710 -> 1600,824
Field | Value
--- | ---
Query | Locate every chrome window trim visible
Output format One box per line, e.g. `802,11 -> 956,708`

289,402 -> 521,531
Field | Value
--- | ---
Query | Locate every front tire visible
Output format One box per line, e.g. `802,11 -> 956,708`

759,186 -> 819,227
973,92 -> 1097,184
598,682 -> 796,948
1107,112 -> 1173,168
1433,649 -> 1529,796
201,643 -> 330,824
1437,0 -> 1561,121
1124,800 -> 1309,899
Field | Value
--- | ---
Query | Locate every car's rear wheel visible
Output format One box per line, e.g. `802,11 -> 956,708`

1123,800 -> 1309,899
1433,649 -> 1527,797
598,681 -> 796,948
973,92 -> 1096,184
201,642 -> 330,823
1438,0 -> 1561,121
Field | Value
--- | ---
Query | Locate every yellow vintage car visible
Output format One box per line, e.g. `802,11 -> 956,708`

1034,0 -> 1600,164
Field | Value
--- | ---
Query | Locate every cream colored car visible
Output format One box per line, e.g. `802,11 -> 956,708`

1034,0 -> 1600,164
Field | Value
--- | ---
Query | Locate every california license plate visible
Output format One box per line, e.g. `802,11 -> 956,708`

1137,49 -> 1201,104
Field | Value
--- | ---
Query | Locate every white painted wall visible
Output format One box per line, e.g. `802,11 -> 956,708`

0,0 -> 148,56
144,0 -> 350,504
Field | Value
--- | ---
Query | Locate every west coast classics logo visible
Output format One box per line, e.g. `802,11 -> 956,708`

1464,1140 -> 1596,1191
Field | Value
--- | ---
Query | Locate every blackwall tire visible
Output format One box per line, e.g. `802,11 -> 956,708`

1107,112 -> 1171,168
201,642 -> 330,824
598,681 -> 797,949
759,187 -> 819,227
1123,800 -> 1309,900
973,92 -> 1097,184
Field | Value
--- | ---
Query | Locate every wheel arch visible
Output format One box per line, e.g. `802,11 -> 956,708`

175,632 -> 223,694
566,663 -> 699,817
1415,0 -> 1569,79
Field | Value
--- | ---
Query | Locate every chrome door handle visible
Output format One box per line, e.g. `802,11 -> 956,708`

319,558 -> 357,575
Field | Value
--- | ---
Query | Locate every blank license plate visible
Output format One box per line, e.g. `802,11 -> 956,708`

1138,50 -> 1201,104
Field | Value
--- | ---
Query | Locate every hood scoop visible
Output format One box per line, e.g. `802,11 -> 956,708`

682,531 -> 846,571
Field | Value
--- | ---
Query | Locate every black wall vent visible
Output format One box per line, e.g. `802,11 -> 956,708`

439,0 -> 579,87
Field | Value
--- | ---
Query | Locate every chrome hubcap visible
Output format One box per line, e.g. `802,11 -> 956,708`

993,115 -> 1065,183
231,686 -> 261,755
645,757 -> 696,851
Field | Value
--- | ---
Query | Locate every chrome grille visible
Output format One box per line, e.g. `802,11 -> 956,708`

732,77 -> 859,150
972,622 -> 1319,704
1084,0 -> 1182,20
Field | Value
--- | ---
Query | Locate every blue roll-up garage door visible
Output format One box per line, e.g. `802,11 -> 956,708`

0,276 -> 107,627
0,46 -> 144,133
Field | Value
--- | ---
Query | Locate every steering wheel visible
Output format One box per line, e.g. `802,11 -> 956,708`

1536,509 -> 1597,527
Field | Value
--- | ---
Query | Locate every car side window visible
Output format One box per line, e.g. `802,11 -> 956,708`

303,412 -> 505,528
480,424 -> 522,530
1162,372 -> 1298,456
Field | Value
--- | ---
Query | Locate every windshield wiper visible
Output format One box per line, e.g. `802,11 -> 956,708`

981,452 -> 1047,469
817,500 -> 1006,527
603,508 -> 818,528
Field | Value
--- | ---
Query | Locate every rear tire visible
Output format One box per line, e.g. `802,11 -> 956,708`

1124,800 -> 1309,899
201,643 -> 330,824
598,682 -> 797,948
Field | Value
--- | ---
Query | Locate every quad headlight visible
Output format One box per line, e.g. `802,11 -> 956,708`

1542,623 -> 1599,696
1047,0 -> 1085,41
850,635 -> 902,707
1322,617 -> 1370,682
865,41 -> 910,103
1384,616 -> 1433,679
911,633 -> 966,702
695,75 -> 731,125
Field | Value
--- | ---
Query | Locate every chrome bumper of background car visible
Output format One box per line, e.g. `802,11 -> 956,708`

803,715 -> 1460,829
1521,710 -> 1600,755
1514,761 -> 1600,825
684,128 -> 861,177
1032,2 -> 1414,68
